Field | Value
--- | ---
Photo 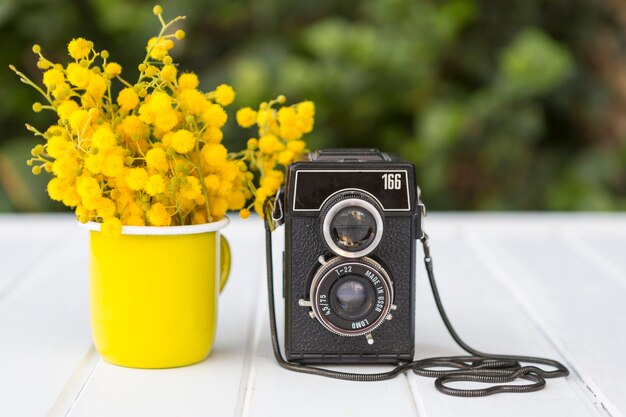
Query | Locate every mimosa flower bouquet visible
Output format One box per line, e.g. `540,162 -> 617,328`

10,5 -> 314,368
10,4 -> 314,233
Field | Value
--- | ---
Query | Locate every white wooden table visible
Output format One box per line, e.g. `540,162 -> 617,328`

1,213 -> 625,417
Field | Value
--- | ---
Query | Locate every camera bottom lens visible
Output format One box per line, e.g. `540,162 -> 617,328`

308,257 -> 393,337
330,275 -> 375,321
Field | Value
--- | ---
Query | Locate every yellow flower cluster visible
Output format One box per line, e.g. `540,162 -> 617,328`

236,97 -> 314,216
12,6 -> 315,235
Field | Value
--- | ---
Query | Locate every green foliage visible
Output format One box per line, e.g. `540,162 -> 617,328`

2,0 -> 625,211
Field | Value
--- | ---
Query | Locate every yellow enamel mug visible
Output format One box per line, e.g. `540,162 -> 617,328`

84,217 -> 230,368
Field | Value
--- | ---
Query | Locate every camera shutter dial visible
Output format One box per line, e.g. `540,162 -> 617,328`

321,193 -> 384,258
304,256 -> 394,339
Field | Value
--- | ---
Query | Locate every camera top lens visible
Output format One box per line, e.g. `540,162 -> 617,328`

330,207 -> 376,252
321,193 -> 383,258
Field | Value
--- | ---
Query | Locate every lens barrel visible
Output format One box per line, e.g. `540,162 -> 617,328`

321,193 -> 384,258
309,256 -> 393,337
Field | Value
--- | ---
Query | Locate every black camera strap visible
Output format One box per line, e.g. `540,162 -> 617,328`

262,200 -> 569,397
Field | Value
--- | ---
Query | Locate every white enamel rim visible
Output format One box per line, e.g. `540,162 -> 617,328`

81,216 -> 229,235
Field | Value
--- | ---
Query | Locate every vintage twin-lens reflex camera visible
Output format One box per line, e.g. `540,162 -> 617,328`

278,148 -> 424,364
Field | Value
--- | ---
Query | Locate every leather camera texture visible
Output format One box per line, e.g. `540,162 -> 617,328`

285,215 -> 416,363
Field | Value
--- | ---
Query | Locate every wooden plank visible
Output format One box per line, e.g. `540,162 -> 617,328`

561,222 -> 626,292
462,221 -> 626,417
0,237 -> 52,297
406,229 -> 602,417
0,213 -> 81,238
2,213 -> 624,417
0,216 -> 94,417
0,215 -> 79,297
66,218 -> 265,417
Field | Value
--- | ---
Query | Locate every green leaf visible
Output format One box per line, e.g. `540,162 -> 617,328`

499,28 -> 573,95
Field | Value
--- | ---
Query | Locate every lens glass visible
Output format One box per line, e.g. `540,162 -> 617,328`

330,275 -> 375,320
330,206 -> 376,252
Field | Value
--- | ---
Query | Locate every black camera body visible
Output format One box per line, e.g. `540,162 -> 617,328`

280,149 -> 423,364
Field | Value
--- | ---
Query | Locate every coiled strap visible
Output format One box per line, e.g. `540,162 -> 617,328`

263,210 -> 569,396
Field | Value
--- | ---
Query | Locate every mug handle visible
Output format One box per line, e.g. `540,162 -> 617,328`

219,234 -> 231,292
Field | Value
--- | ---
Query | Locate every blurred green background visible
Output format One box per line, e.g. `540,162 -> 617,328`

2,0 -> 626,211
